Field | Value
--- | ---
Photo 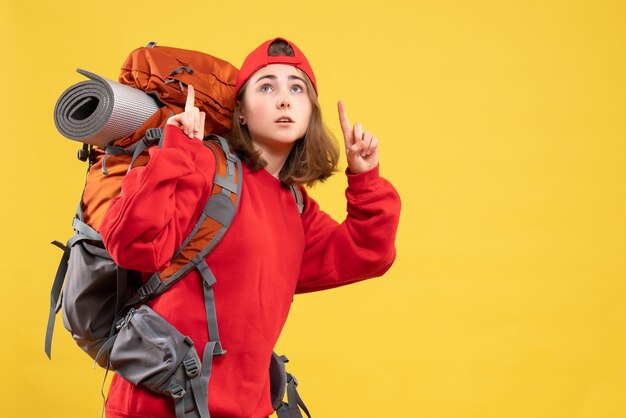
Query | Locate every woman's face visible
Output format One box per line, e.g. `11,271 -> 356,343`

240,64 -> 313,154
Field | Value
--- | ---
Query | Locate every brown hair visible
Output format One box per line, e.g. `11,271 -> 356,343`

227,40 -> 339,186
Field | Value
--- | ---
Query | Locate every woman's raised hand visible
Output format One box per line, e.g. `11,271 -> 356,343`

166,85 -> 206,140
338,101 -> 379,174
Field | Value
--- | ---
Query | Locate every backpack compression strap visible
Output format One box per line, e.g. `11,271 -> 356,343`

101,127 -> 163,175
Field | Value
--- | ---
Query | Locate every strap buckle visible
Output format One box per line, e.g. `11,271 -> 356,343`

168,382 -> 186,399
137,275 -> 160,299
144,127 -> 162,142
183,357 -> 200,378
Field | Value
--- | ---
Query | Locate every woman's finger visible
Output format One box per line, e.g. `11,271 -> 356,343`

353,123 -> 363,147
185,85 -> 196,112
197,111 -> 206,140
346,143 -> 360,162
183,113 -> 194,138
361,131 -> 372,156
337,101 -> 354,145
366,136 -> 379,155
361,136 -> 378,157
166,113 -> 181,126
193,106 -> 201,135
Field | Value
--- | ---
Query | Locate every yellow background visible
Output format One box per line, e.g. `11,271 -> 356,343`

1,0 -> 625,417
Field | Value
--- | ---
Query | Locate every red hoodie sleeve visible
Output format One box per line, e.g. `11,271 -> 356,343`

296,165 -> 401,293
100,125 -> 216,272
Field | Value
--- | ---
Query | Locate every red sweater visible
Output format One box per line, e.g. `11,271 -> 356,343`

100,125 -> 401,418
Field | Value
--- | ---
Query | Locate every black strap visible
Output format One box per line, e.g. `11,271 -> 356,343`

114,267 -> 128,321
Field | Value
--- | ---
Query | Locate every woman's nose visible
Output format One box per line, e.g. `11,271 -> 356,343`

277,98 -> 291,109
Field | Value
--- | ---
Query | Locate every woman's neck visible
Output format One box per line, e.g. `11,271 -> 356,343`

253,142 -> 294,178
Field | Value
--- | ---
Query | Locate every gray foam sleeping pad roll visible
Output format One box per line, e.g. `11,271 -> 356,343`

53,69 -> 160,147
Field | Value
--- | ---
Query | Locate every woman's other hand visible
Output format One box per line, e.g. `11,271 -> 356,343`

338,100 -> 379,173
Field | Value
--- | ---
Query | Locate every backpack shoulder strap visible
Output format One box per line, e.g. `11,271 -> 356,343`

289,184 -> 305,215
126,134 -> 241,303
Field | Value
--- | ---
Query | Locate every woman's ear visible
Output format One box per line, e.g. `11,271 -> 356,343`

236,100 -> 246,125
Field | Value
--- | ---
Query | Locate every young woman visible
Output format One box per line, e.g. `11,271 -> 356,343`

100,38 -> 401,418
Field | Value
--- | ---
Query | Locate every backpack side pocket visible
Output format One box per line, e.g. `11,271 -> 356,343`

110,305 -> 208,418
62,240 -> 119,366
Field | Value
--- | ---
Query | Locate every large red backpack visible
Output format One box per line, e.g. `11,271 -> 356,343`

46,43 -> 309,418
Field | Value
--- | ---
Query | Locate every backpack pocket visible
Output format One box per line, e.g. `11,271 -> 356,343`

110,305 -> 201,398
62,240 -> 119,365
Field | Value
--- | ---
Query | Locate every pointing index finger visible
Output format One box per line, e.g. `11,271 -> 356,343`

337,100 -> 353,143
185,85 -> 196,112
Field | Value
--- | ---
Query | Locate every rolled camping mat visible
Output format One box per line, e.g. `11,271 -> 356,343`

54,69 -> 160,147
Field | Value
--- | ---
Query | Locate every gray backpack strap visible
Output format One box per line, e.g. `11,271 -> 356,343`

289,184 -> 304,215
196,136 -> 242,408
102,144 -> 133,175
177,352 -> 210,418
197,261 -> 225,356
185,360 -> 210,418
285,372 -> 311,418
44,239 -> 70,359
102,127 -> 162,176
275,373 -> 311,418
127,128 -> 163,173
70,216 -> 102,241
272,354 -> 311,418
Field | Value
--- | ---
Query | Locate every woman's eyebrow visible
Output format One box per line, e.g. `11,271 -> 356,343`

254,75 -> 277,83
254,74 -> 306,84
288,75 -> 306,83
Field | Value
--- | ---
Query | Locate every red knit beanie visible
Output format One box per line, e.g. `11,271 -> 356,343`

234,37 -> 317,98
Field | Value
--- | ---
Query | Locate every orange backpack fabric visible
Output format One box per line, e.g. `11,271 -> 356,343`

118,43 -> 238,143
81,43 -> 239,232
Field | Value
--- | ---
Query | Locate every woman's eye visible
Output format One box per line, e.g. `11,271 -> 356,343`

260,84 -> 273,93
291,85 -> 304,93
